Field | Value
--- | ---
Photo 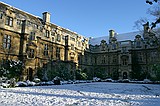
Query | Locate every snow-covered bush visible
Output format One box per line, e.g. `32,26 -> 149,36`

93,77 -> 101,82
26,80 -> 36,86
15,81 -> 28,87
33,78 -> 41,83
0,60 -> 24,80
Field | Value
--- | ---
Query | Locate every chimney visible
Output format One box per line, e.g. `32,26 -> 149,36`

143,22 -> 149,33
109,30 -> 115,38
42,12 -> 50,23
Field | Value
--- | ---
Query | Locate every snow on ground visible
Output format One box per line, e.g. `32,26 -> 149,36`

0,82 -> 160,106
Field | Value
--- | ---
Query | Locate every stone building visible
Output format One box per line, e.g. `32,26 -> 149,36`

0,2 -> 159,80
82,23 -> 160,80
0,2 -> 89,80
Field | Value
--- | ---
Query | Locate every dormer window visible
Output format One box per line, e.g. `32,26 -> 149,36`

112,43 -> 116,50
101,40 -> 106,51
136,41 -> 141,48
135,35 -> 142,48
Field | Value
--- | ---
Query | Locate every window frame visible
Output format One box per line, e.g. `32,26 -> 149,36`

29,32 -> 36,40
27,48 -> 35,58
3,34 -> 11,49
5,16 -> 13,27
44,44 -> 49,56
45,30 -> 50,38
56,47 -> 60,60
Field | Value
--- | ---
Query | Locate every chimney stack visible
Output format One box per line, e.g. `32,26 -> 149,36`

109,30 -> 115,38
42,12 -> 50,23
143,22 -> 149,33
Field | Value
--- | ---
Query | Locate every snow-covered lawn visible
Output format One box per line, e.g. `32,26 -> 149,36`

0,82 -> 160,106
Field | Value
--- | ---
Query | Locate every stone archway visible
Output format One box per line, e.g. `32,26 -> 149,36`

123,72 -> 128,79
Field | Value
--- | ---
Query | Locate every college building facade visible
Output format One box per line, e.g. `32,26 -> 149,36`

0,2 -> 159,80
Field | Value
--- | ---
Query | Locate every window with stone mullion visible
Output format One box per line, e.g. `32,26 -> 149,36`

5,16 -> 13,26
44,44 -> 49,56
3,35 -> 11,49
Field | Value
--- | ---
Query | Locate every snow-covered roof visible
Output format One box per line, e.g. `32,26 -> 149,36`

89,36 -> 109,45
89,31 -> 142,45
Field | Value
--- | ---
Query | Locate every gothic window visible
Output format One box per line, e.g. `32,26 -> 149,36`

5,16 -> 13,26
44,44 -> 49,56
56,47 -> 60,60
27,49 -> 34,58
3,34 -> 11,49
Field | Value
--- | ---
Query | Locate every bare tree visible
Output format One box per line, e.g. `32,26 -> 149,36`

134,0 -> 160,31
146,0 -> 160,29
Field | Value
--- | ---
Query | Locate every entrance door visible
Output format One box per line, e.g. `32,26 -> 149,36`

28,68 -> 33,81
123,72 -> 128,79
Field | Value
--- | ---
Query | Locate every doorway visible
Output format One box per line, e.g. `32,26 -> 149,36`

28,68 -> 33,81
123,72 -> 128,79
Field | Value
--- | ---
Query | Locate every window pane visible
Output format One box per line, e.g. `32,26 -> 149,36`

5,16 -> 9,25
9,17 -> 13,26
3,43 -> 6,48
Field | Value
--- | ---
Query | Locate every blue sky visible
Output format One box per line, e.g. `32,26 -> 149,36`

0,0 -> 153,37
